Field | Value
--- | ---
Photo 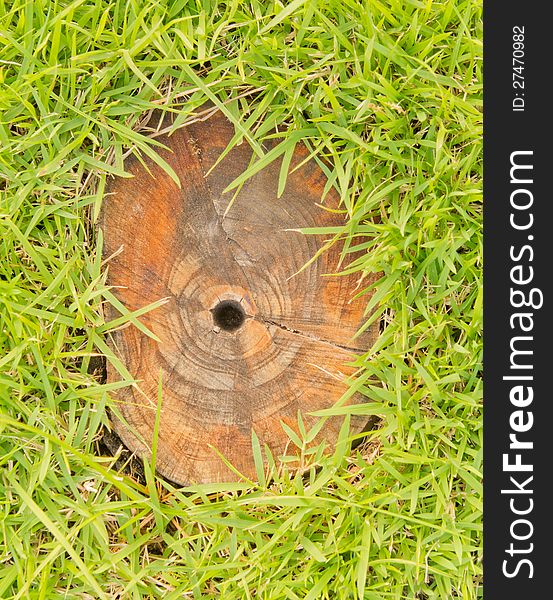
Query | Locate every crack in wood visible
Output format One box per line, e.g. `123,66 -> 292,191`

259,317 -> 362,354
224,233 -> 259,265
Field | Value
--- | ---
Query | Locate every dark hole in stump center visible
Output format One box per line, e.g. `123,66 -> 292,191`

212,300 -> 246,331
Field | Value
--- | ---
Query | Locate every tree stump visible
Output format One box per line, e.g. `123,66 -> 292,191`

100,107 -> 379,484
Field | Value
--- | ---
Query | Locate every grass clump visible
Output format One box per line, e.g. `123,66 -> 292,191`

0,0 -> 482,598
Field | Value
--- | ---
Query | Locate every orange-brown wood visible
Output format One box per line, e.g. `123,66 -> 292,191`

100,107 -> 379,484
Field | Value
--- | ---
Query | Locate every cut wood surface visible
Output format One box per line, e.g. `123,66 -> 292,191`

100,107 -> 379,484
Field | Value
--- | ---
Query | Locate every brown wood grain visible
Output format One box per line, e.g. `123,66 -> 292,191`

100,107 -> 379,484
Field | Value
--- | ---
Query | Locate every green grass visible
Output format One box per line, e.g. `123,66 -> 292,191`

0,0 -> 482,598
